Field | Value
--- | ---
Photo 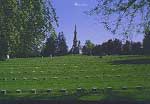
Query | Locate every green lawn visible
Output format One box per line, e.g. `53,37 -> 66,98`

0,55 -> 150,101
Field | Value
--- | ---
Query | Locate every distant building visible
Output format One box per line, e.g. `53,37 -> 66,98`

70,25 -> 81,54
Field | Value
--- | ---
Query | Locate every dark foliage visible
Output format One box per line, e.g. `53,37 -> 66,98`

143,31 -> 150,55
56,32 -> 68,56
82,38 -> 143,56
41,31 -> 68,57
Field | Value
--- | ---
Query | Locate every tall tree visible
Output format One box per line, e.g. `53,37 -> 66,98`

82,40 -> 95,55
122,41 -> 132,55
56,32 -> 68,56
0,0 -> 18,59
88,0 -> 150,36
143,29 -> 150,55
131,42 -> 142,55
92,45 -> 103,56
42,30 -> 57,57
101,39 -> 114,55
112,39 -> 122,55
0,0 -> 58,59
15,0 -> 58,57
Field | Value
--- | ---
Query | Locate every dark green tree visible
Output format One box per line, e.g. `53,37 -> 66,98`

42,30 -> 57,57
56,32 -> 68,56
0,0 -> 18,60
122,41 -> 132,55
92,45 -> 103,56
112,39 -> 122,55
0,0 -> 58,59
143,30 -> 150,55
15,0 -> 58,58
82,40 -> 95,55
101,39 -> 113,55
131,42 -> 142,55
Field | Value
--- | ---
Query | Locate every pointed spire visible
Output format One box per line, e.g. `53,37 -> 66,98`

75,24 -> 77,33
70,24 -> 80,54
74,24 -> 77,41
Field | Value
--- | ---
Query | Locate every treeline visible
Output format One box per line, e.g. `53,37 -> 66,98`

41,32 -> 68,57
1,0 -> 150,60
82,39 -> 142,56
0,0 -> 58,60
82,31 -> 150,56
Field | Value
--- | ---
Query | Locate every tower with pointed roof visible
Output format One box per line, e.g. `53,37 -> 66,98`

70,25 -> 80,54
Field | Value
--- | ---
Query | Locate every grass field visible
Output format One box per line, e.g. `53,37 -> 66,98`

0,55 -> 150,101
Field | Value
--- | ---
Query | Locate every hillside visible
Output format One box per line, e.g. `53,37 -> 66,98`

0,55 -> 150,101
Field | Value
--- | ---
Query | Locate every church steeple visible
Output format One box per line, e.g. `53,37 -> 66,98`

70,24 -> 80,54
73,24 -> 78,47
74,24 -> 77,40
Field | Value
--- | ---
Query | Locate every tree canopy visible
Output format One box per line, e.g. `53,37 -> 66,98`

0,0 -> 58,59
89,0 -> 150,37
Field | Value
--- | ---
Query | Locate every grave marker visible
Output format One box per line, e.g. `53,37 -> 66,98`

7,55 -> 10,59
31,89 -> 37,94
136,86 -> 143,90
24,71 -> 27,74
33,77 -> 38,80
106,87 -> 113,91
50,54 -> 53,59
3,78 -> 7,81
1,90 -> 7,95
60,88 -> 67,95
106,87 -> 113,93
16,89 -> 22,93
73,66 -> 78,68
35,67 -> 39,69
18,72 -> 21,74
47,89 -> 52,93
85,76 -> 90,79
122,86 -> 128,90
10,72 -> 13,74
116,75 -> 121,77
112,69 -> 115,71
12,78 -> 17,80
23,77 -> 27,80
76,88 -> 83,93
52,77 -> 58,79
92,87 -> 97,93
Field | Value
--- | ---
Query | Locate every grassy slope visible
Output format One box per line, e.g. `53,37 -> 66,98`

0,55 -> 150,101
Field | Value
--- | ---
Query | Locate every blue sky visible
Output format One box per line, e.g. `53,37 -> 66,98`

52,0 -> 143,48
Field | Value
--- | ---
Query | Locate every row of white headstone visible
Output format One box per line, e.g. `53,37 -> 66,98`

0,86 -> 144,95
6,54 -> 54,60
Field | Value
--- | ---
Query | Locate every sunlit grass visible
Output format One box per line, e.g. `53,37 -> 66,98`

0,55 -> 150,100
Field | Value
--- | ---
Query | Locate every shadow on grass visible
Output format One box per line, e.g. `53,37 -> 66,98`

112,58 -> 150,65
0,92 -> 148,104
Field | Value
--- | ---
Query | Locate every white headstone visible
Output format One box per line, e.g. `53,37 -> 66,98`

23,77 -> 27,80
7,55 -> 10,59
47,89 -> 52,93
31,89 -> 37,94
50,54 -> 52,59
1,90 -> 7,95
33,77 -> 38,80
92,87 -> 97,93
16,89 -> 22,93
